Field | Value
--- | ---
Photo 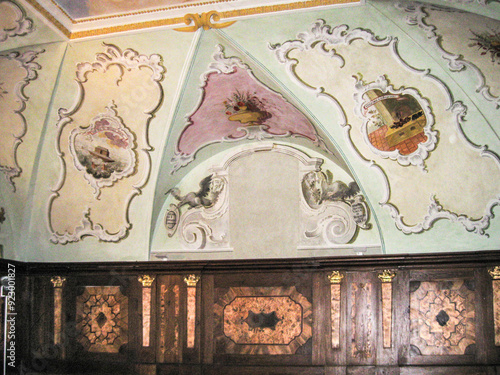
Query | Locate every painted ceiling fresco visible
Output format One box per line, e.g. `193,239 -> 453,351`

0,0 -> 499,262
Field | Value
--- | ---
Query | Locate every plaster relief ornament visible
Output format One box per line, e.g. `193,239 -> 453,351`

171,45 -> 328,173
396,2 -> 500,107
300,167 -> 370,247
165,174 -> 228,250
0,50 -> 42,190
272,21 -> 500,235
0,0 -> 34,43
48,44 -> 165,244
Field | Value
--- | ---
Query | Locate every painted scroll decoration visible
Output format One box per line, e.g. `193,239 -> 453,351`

165,172 -> 229,251
272,21 -> 500,235
171,45 -> 328,173
410,279 -> 476,355
328,271 -> 343,349
76,286 -> 129,353
0,50 -> 42,190
488,266 -> 500,346
48,44 -> 165,243
353,75 -> 437,171
214,286 -> 313,355
0,1 -> 34,43
396,2 -> 500,107
378,270 -> 395,348
300,163 -> 370,248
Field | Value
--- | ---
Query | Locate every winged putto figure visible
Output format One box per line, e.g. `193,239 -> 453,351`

166,174 -> 224,209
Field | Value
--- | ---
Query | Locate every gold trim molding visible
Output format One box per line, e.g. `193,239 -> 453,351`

138,274 -> 156,287
27,0 -> 359,39
489,266 -> 500,280
378,270 -> 396,283
328,271 -> 344,284
174,11 -> 236,32
184,274 -> 200,287
51,276 -> 66,288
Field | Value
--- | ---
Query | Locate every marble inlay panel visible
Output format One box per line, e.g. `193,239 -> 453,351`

187,286 -> 196,348
223,296 -> 302,345
142,288 -> 151,347
76,286 -> 128,353
159,284 -> 180,362
214,286 -> 312,355
410,280 -> 475,355
381,282 -> 392,348
331,283 -> 341,349
493,280 -> 500,346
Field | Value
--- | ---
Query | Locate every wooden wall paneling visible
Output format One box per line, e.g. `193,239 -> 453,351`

347,271 -> 378,366
28,276 -> 54,370
326,270 -> 347,367
201,274 -> 215,364
64,274 -> 136,366
395,270 -> 410,366
376,269 -> 398,367
157,274 -> 183,363
312,272 -> 327,366
137,274 -> 156,363
407,268 -> 477,366
485,265 -> 500,364
181,273 -> 201,364
212,271 -> 313,366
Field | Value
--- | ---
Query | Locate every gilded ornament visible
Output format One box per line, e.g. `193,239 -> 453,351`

328,271 -> 344,284
174,11 -> 236,32
51,276 -> 66,288
184,274 -> 200,287
138,274 -> 155,287
489,266 -> 500,280
378,270 -> 396,283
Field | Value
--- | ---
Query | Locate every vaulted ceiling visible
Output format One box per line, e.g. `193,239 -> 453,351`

0,0 -> 499,262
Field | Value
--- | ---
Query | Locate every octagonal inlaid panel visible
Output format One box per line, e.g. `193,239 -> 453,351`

214,286 -> 312,355
410,279 -> 475,356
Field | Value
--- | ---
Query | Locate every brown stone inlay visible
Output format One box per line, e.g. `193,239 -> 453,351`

410,280 -> 475,355
142,288 -> 151,347
223,296 -> 302,345
214,286 -> 312,355
159,283 -> 181,362
54,288 -> 63,345
76,286 -> 128,353
187,286 -> 196,348
493,280 -> 500,346
330,283 -> 341,349
381,282 -> 392,348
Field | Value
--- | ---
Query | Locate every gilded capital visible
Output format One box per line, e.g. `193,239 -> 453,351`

184,274 -> 200,287
489,266 -> 500,280
138,274 -> 155,287
51,276 -> 66,288
328,271 -> 344,284
378,270 -> 396,283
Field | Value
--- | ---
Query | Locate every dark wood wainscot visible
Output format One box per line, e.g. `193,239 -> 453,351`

6,250 -> 500,374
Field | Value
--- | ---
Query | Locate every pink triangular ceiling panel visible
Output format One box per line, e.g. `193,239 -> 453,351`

172,46 -> 324,171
